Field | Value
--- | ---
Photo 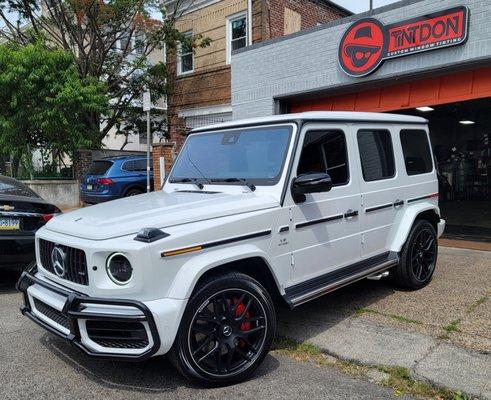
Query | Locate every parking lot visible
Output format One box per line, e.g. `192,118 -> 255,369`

0,246 -> 489,399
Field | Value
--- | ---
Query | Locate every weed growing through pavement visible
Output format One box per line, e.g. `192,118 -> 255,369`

354,307 -> 423,325
272,337 -> 474,400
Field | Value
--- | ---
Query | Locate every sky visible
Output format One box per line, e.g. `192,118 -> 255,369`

331,0 -> 400,13
0,1 -> 401,28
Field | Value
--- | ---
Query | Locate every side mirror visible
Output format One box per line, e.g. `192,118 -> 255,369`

291,172 -> 332,203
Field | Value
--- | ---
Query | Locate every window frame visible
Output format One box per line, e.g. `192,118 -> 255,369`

357,129 -> 396,182
177,30 -> 194,76
226,11 -> 248,65
399,129 -> 434,176
297,129 -> 350,187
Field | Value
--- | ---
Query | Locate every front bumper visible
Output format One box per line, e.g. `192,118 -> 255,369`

437,219 -> 446,238
0,236 -> 35,268
16,265 -> 161,361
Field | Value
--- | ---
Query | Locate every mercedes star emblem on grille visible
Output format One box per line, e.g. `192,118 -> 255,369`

51,246 -> 66,277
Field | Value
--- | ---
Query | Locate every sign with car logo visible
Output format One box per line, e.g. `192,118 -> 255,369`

51,246 -> 66,277
339,6 -> 469,77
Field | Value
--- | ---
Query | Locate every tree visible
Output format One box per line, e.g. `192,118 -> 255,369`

0,41 -> 107,174
0,0 -> 210,145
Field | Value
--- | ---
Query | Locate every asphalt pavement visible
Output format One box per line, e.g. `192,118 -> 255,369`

0,268 -> 409,400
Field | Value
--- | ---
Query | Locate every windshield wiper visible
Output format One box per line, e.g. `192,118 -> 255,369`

170,177 -> 204,190
211,178 -> 256,192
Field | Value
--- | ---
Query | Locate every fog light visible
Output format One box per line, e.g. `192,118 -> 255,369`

106,253 -> 133,285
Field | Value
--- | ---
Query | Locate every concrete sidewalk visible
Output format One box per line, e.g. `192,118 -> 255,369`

277,247 -> 491,398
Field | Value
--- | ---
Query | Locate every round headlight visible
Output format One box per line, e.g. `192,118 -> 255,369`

106,253 -> 133,285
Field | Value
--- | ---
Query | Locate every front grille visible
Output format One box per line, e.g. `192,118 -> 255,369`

39,239 -> 89,285
33,298 -> 70,330
86,320 -> 149,349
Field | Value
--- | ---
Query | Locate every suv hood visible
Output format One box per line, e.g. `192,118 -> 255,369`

45,190 -> 279,240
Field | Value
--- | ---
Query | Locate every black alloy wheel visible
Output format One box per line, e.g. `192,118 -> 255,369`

390,219 -> 438,290
410,227 -> 437,282
169,273 -> 275,386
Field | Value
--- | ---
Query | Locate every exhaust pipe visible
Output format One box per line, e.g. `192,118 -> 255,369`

367,271 -> 390,281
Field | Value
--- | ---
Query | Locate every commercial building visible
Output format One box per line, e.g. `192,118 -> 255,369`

231,0 -> 491,241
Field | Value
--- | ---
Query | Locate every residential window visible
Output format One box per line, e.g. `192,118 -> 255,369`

134,30 -> 145,55
119,32 -> 133,52
178,31 -> 193,75
297,130 -> 349,186
357,130 -> 395,182
400,130 -> 433,175
226,12 -> 247,64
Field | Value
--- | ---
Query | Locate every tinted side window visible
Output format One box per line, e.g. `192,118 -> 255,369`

357,130 -> 395,182
297,130 -> 349,186
122,161 -> 135,171
400,130 -> 433,175
133,160 -> 147,171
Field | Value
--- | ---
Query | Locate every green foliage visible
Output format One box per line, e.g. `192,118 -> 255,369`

0,0 -> 211,146
0,42 -> 107,167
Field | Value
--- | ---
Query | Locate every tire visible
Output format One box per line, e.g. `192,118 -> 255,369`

124,187 -> 143,197
391,220 -> 438,290
168,272 -> 276,386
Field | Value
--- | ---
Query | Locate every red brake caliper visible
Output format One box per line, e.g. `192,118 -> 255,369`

234,298 -> 251,347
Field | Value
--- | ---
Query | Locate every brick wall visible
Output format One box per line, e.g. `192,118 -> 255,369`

232,0 -> 491,119
152,142 -> 176,191
167,0 -> 348,162
264,0 -> 347,39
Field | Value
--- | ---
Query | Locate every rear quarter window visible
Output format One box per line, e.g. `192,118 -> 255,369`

87,161 -> 113,175
357,130 -> 395,182
400,130 -> 433,175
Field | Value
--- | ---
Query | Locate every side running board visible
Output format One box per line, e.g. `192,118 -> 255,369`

284,252 -> 399,308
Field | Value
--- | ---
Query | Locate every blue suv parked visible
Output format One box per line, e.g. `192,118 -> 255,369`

80,156 -> 154,204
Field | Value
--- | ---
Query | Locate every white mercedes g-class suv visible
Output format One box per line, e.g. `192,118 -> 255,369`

17,112 -> 445,386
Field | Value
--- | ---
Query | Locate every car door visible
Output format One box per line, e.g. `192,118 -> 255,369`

285,123 -> 362,285
354,125 -> 399,258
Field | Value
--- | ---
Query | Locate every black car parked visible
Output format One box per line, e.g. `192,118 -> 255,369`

0,176 -> 60,269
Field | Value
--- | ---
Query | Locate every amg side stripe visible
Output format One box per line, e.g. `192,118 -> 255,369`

161,230 -> 272,258
407,193 -> 439,203
295,214 -> 344,229
365,203 -> 393,213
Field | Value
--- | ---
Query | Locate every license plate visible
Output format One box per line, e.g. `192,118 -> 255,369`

87,184 -> 93,190
0,218 -> 20,231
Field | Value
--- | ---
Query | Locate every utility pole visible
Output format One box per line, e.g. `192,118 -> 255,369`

143,90 -> 152,193
369,0 -> 374,11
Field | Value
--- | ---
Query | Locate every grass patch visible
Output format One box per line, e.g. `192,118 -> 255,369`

466,296 -> 488,315
378,366 -> 471,400
355,307 -> 423,325
273,337 -> 472,400
443,319 -> 462,333
439,296 -> 487,338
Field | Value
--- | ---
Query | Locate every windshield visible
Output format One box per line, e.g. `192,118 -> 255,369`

169,125 -> 293,186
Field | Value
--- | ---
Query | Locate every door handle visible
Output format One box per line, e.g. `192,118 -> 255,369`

393,200 -> 405,207
344,209 -> 359,218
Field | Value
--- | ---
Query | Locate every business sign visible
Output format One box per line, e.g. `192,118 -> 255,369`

339,6 -> 469,77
